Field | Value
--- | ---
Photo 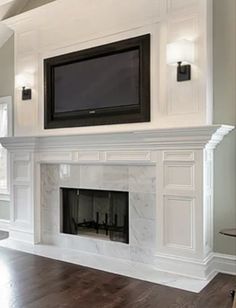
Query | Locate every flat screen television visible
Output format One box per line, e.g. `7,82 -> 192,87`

44,34 -> 150,129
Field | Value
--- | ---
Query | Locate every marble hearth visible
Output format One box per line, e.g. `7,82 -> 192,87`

0,125 -> 234,291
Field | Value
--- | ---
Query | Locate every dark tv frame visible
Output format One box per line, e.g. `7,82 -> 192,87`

44,34 -> 150,129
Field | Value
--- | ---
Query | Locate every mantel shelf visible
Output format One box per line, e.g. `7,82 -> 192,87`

0,125 -> 234,152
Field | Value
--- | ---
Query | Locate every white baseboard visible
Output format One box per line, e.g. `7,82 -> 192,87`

9,229 -> 34,244
152,252 -> 236,280
154,253 -> 213,280
211,253 -> 236,276
0,219 -> 10,231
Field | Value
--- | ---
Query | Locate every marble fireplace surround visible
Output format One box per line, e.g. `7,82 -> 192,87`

41,163 -> 156,260
0,125 -> 234,292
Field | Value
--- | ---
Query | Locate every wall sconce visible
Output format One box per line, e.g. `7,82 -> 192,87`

167,39 -> 194,82
21,87 -> 32,100
15,73 -> 33,100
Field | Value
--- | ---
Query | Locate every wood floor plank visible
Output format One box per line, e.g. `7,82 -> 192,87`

0,247 -> 235,308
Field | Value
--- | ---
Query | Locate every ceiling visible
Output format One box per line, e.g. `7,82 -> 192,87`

0,0 -> 55,20
0,0 -> 55,48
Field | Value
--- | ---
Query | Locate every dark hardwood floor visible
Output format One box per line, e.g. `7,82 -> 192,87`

0,247 -> 235,308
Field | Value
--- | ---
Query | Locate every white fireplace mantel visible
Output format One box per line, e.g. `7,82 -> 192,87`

0,124 -> 234,286
0,125 -> 233,152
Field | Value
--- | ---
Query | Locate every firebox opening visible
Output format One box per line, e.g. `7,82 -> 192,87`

60,187 -> 129,244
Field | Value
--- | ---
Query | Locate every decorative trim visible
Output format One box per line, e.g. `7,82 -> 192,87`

0,219 -> 10,231
208,253 -> 236,276
0,124 -> 234,284
0,24 -> 13,49
73,151 -> 101,162
155,251 -> 236,280
105,151 -> 151,162
0,126 -> 234,153
163,150 -> 195,162
9,229 -> 34,243
0,193 -> 10,201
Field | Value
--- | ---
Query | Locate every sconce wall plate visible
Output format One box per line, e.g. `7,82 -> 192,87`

167,39 -> 194,82
22,87 -> 32,100
177,62 -> 191,82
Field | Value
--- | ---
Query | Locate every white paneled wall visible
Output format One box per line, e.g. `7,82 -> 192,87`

156,149 -> 204,258
2,0 -> 213,136
10,152 -> 34,242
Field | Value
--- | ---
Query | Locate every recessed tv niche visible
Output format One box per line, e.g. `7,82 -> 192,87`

44,34 -> 150,129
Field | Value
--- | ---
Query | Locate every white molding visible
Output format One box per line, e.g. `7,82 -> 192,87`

0,193 -> 10,201
0,219 -> 10,231
0,96 -> 13,137
2,0 -> 214,135
154,251 -> 236,280
0,96 -> 12,196
0,125 -> 234,153
0,124 -> 234,283
0,24 -> 13,49
209,253 -> 236,276
8,229 -> 34,243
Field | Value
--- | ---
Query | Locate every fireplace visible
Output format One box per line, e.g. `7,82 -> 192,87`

61,188 -> 129,244
0,126 -> 233,283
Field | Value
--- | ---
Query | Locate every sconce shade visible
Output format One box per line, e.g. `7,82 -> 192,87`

167,39 -> 194,65
15,73 -> 33,89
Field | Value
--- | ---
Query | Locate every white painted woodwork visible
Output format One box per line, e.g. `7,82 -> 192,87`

2,0 -> 213,136
0,125 -> 233,279
0,23 -> 13,48
0,0 -> 234,282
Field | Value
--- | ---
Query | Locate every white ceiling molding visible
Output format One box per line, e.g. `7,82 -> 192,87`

0,22 -> 13,48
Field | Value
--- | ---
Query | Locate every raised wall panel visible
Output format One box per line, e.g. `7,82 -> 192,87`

13,185 -> 31,224
73,151 -> 100,162
15,53 -> 38,135
164,163 -> 194,189
156,149 -> 203,258
164,196 -> 194,249
167,0 -> 198,13
167,15 -> 199,116
13,161 -> 30,181
106,151 -> 151,162
163,151 -> 194,162
5,0 -> 212,136
39,152 -> 72,162
13,153 -> 30,161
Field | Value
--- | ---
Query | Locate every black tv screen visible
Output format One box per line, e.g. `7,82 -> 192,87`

54,49 -> 139,113
44,34 -> 150,129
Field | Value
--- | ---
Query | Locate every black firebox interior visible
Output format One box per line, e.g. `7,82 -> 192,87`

61,188 -> 129,244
